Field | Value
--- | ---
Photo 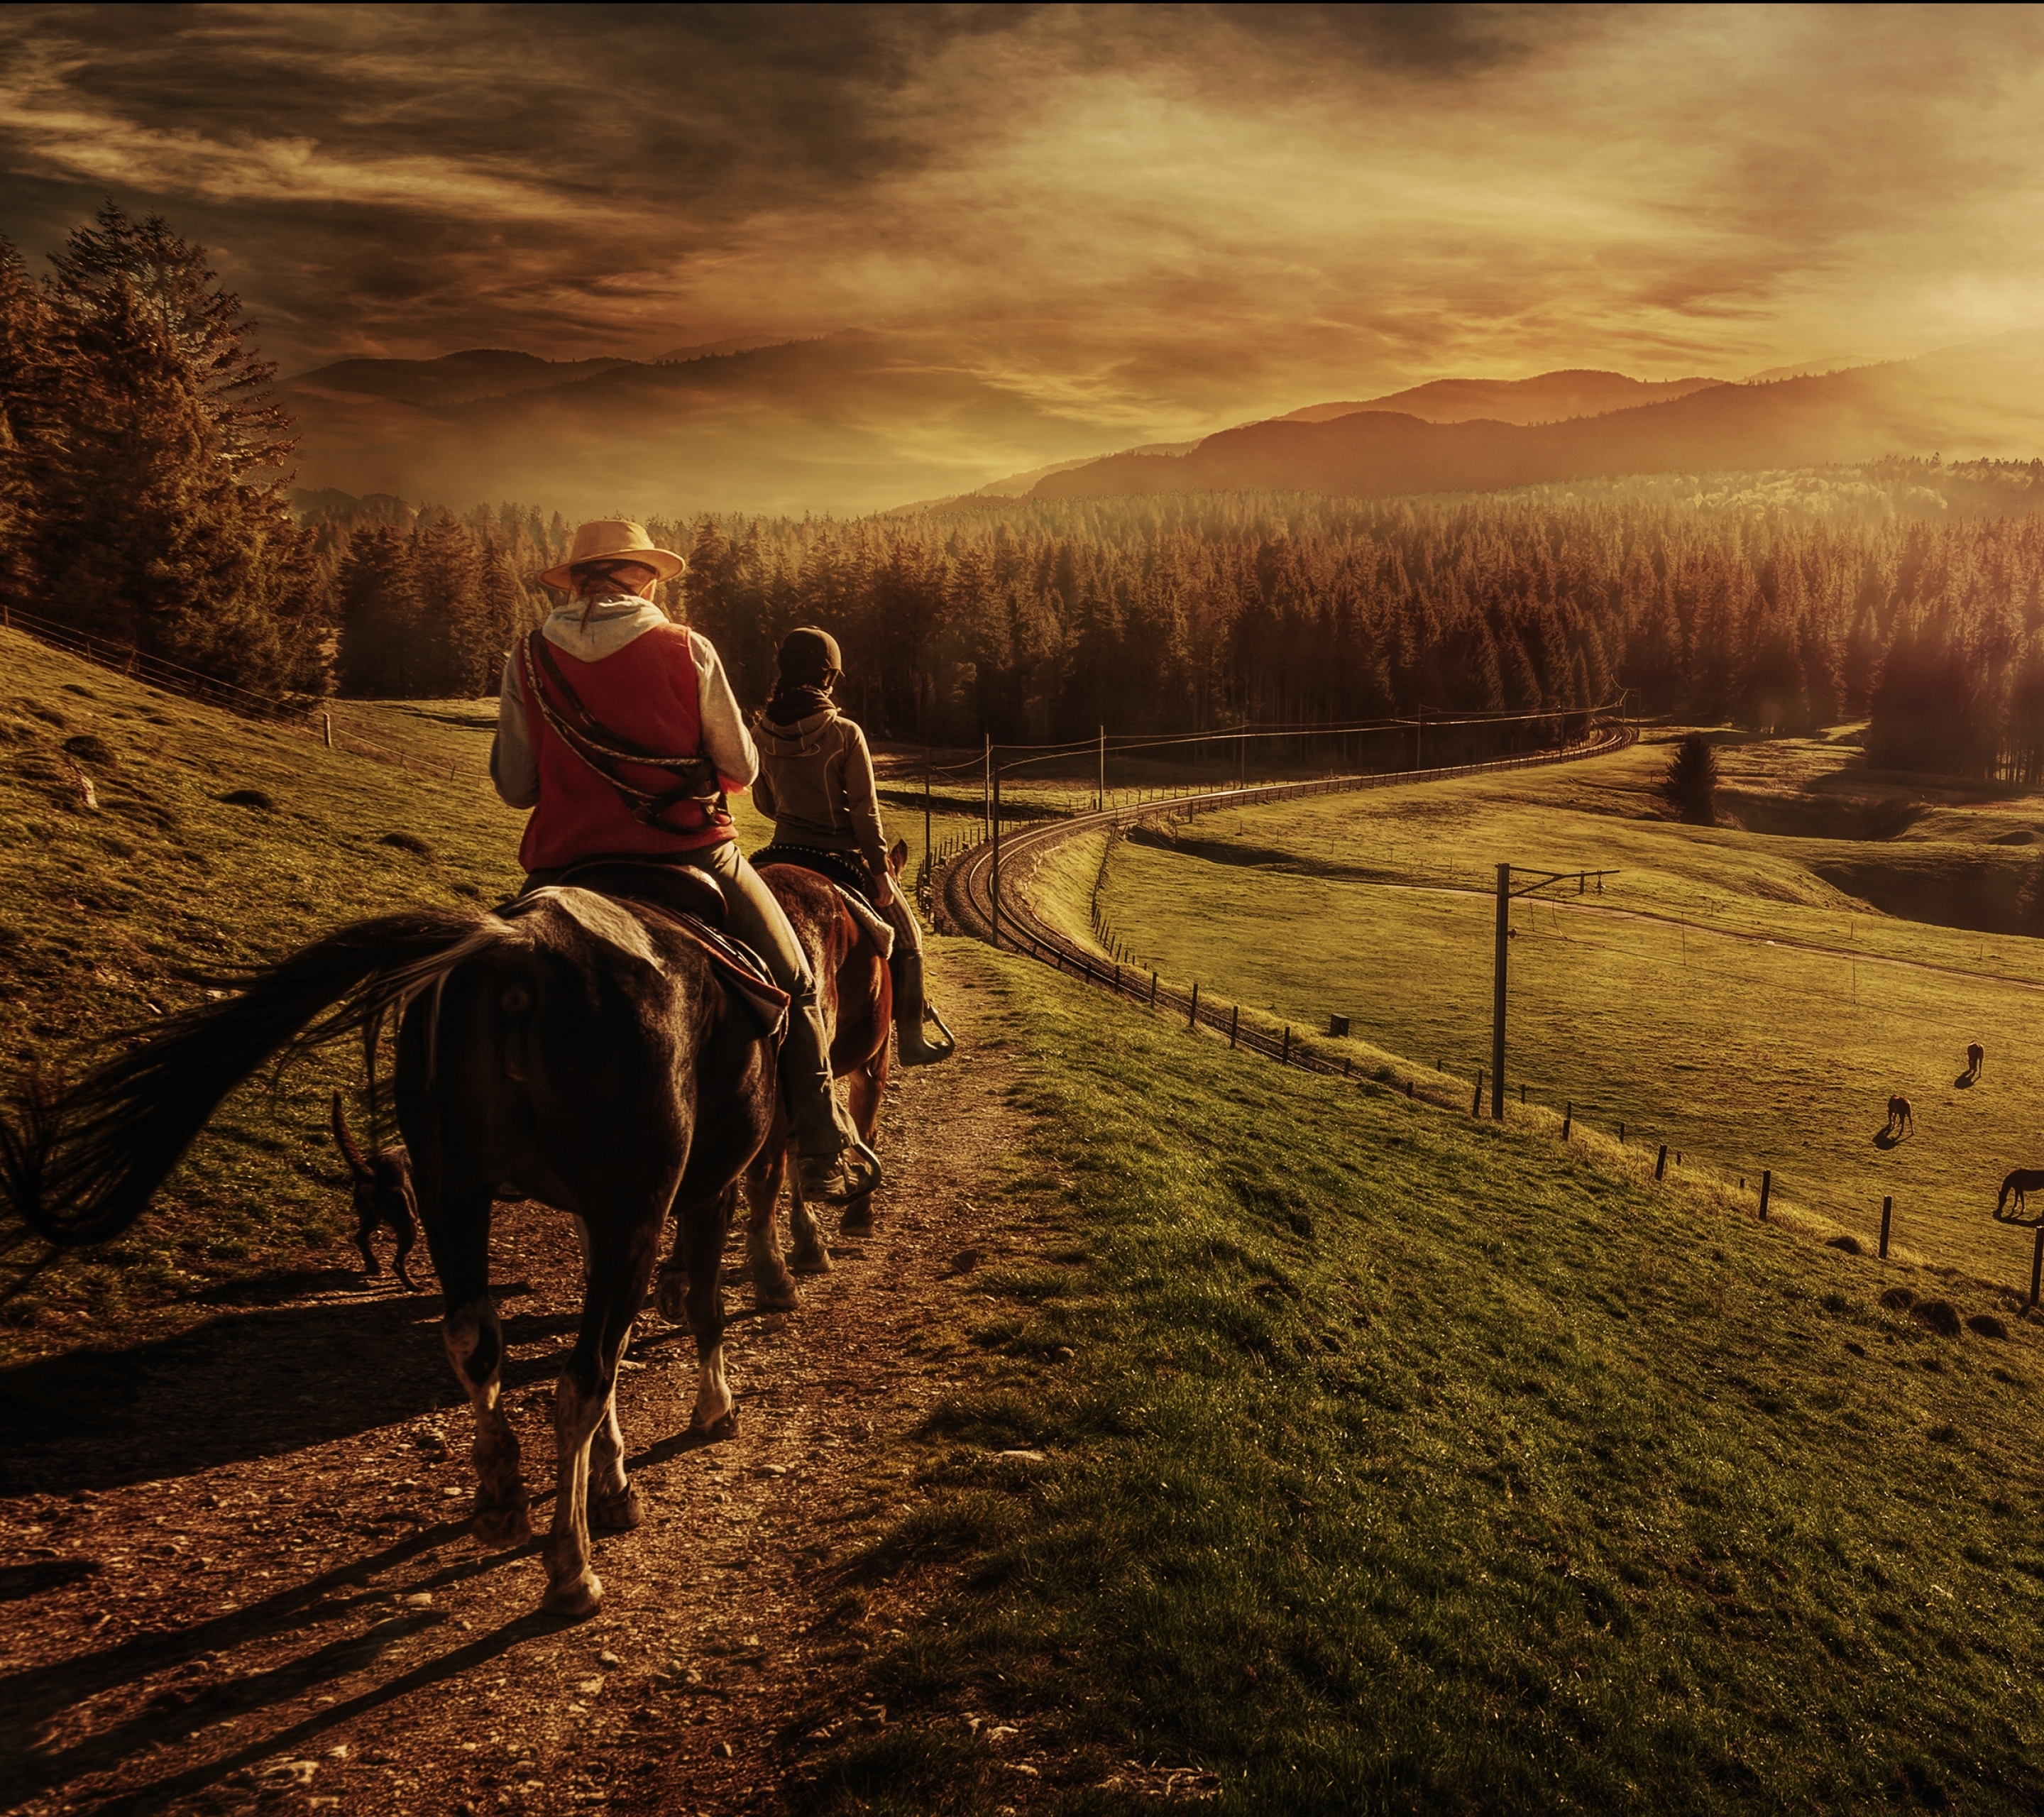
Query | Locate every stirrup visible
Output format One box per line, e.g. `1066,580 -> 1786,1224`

796,1140 -> 882,1204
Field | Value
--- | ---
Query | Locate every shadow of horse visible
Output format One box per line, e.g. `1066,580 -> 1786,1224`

1954,1071 -> 1977,1090
1872,1126 -> 1904,1151
0,1280 -> 564,1499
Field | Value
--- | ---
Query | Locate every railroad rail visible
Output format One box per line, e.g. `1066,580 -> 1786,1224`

932,718 -> 1638,1081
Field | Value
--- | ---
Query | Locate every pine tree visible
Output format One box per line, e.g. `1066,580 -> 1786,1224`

1659,733 -> 1720,825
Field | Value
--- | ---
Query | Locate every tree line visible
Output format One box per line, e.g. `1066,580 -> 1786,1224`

4,204 -> 2040,780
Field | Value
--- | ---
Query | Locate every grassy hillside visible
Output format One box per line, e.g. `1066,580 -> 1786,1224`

1069,733 -> 2044,1288
0,632 -> 980,1354
815,944 -> 2044,1813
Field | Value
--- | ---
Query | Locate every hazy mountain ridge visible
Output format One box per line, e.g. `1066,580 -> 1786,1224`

1278,369 -> 1725,427
1034,335 -> 2044,503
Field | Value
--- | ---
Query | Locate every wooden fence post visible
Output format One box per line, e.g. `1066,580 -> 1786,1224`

1149,971 -> 1158,1008
1472,1071 -> 1483,1116
1520,1083 -> 1527,1105
1280,1027 -> 1290,1066
1229,1005 -> 1238,1049
2031,1226 -> 2043,1310
1406,1080 -> 1414,1099
1619,1121 -> 1625,1143
1758,1171 -> 1772,1220
1654,1144 -> 1667,1181
322,713 -> 332,750
1879,1195 -> 1892,1259
1188,981 -> 1199,1029
1562,1102 -> 1572,1141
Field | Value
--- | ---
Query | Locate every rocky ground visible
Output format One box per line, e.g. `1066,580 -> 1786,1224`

0,965 -> 1022,1817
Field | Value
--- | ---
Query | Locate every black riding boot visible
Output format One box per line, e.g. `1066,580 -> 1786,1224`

782,984 -> 882,1202
890,951 -> 957,1066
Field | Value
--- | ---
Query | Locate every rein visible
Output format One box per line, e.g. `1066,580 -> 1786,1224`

520,630 -> 728,832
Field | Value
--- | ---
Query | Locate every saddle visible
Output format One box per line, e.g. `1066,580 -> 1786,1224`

503,860 -> 789,1041
750,840 -> 874,904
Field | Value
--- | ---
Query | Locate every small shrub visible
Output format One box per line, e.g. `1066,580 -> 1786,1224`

1825,1234 -> 1862,1256
1927,1422 -> 1962,1446
1911,1298 -> 1962,1338
380,830 -> 434,857
219,788 -> 276,811
1879,1286 -> 1916,1312
61,733 -> 114,764
1966,1313 -> 2009,1340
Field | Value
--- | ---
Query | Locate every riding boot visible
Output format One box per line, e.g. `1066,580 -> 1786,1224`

781,984 -> 882,1203
889,950 -> 957,1066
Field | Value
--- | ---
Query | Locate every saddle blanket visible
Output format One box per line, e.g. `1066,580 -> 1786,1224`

750,840 -> 895,962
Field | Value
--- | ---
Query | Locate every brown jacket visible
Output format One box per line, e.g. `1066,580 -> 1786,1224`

751,706 -> 888,875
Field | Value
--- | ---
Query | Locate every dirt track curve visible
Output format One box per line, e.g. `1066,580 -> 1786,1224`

0,954 -> 1024,1817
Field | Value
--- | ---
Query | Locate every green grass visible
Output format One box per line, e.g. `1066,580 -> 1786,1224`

807,942 -> 2044,1813
1065,733 -> 2044,1289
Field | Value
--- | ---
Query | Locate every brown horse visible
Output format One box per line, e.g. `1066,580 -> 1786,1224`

1886,1094 -> 1913,1138
1967,1042 -> 1986,1080
661,842 -> 902,1315
0,884 -> 776,1618
330,1089 -> 420,1289
1995,1169 -> 2044,1221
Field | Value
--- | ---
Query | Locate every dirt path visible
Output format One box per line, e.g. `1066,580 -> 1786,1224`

0,952 -> 1018,1817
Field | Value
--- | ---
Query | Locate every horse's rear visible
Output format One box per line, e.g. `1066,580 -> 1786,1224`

400,888 -> 776,1614
722,865 -> 890,1310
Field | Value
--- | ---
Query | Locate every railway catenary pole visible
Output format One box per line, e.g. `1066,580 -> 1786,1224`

1492,862 -> 1509,1120
991,762 -> 1001,943
982,734 -> 991,840
924,749 -> 932,884
1097,725 -> 1104,812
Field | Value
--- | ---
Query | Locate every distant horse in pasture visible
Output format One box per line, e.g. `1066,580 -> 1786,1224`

330,1089 -> 420,1290
1885,1095 -> 1913,1138
1967,1042 -> 1985,1081
0,883 -> 781,1618
1995,1169 -> 2044,1222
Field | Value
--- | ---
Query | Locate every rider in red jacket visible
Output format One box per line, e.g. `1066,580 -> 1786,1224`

491,521 -> 879,1205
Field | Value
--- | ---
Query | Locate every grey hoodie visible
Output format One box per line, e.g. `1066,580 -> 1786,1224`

751,706 -> 889,877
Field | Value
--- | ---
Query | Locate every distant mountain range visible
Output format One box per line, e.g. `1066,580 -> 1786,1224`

278,330 -> 2044,520
1032,334 -> 2044,504
278,330 -> 1168,517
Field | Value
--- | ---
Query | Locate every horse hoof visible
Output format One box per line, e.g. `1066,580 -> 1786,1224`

590,1484 -> 644,1533
690,1408 -> 738,1442
752,1283 -> 799,1312
789,1242 -> 833,1275
839,1202 -> 874,1235
541,1570 -> 603,1619
471,1492 -> 533,1550
655,1270 -> 690,1322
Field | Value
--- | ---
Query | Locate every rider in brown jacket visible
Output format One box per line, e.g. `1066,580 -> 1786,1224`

751,627 -> 955,1065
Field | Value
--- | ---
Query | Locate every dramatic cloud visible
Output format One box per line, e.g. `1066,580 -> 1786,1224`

4,2 -> 2043,495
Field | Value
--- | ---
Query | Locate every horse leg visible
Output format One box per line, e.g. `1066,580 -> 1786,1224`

786,1138 -> 833,1275
837,1060 -> 885,1237
655,1213 -> 690,1323
353,1197 -> 383,1279
683,1183 -> 739,1439
432,1186 -> 530,1550
744,1142 -> 801,1309
543,1207 -> 661,1617
390,1200 -> 419,1292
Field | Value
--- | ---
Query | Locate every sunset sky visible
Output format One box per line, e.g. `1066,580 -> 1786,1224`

4,3 -> 2043,443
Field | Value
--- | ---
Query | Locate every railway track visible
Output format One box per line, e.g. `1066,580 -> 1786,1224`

931,719 -> 1638,1082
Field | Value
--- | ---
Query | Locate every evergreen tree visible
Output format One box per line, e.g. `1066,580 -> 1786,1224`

1659,733 -> 1720,825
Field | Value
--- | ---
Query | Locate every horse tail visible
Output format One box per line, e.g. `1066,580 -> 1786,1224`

330,1090 -> 373,1185
1,908 -> 518,1248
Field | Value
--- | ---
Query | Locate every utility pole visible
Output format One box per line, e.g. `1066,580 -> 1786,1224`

1097,724 -> 1104,812
982,733 -> 991,840
923,748 -> 932,883
991,763 -> 1001,942
1416,705 -> 1425,772
1492,863 -> 1508,1119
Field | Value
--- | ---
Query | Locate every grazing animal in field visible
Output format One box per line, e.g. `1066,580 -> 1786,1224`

330,1090 -> 419,1289
1996,1170 -> 2044,1222
0,884 -> 780,1618
665,841 -> 902,1317
1967,1042 -> 1985,1080
1886,1095 -> 1913,1138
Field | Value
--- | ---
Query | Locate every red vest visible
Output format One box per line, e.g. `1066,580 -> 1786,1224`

518,622 -> 735,873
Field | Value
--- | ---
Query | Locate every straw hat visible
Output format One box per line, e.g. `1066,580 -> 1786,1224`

539,519 -> 687,593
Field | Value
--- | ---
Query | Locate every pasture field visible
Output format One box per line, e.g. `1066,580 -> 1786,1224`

827,941 -> 2044,1813
1070,732 -> 2044,1289
0,627 -> 984,1346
